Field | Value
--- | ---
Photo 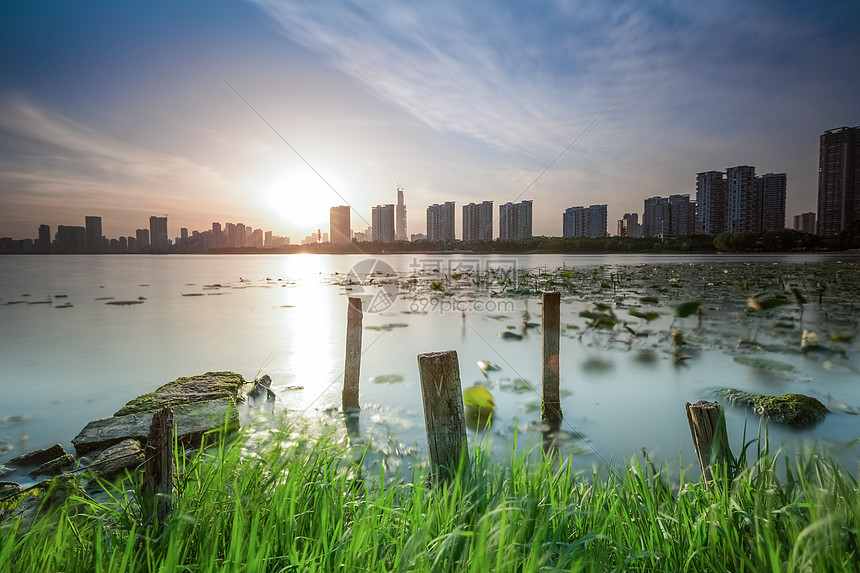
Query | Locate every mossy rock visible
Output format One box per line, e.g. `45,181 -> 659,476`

114,371 -> 246,416
714,388 -> 829,427
0,474 -> 86,532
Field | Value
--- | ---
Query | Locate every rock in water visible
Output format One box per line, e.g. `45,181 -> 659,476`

30,454 -> 74,478
9,443 -> 67,467
0,474 -> 87,533
72,398 -> 239,455
86,439 -> 145,479
114,371 -> 246,416
714,389 -> 829,427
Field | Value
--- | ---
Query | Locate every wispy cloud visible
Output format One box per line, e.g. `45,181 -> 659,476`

0,96 -> 238,233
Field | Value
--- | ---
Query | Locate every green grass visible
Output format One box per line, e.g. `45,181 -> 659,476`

2,426 -> 859,572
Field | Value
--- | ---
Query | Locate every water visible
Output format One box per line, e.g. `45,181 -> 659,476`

1,253 -> 859,484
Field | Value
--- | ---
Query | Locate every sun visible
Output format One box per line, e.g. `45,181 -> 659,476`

262,166 -> 343,228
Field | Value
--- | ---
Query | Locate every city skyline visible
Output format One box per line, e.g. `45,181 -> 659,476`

1,1 -> 859,240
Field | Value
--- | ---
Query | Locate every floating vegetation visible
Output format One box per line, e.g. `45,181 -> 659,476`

747,294 -> 790,311
714,388 -> 829,427
499,331 -> 523,340
365,323 -> 408,332
106,300 -> 144,306
182,293 -> 205,297
733,356 -> 797,373
370,374 -> 405,385
675,299 -> 702,318
628,307 -> 660,321
94,297 -> 114,300
54,303 -> 73,309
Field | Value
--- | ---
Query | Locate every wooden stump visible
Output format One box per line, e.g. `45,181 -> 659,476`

542,292 -> 562,425
342,297 -> 363,412
417,350 -> 468,484
685,400 -> 728,486
142,405 -> 175,525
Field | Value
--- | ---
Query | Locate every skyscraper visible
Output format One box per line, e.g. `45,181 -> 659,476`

149,216 -> 168,250
38,224 -> 51,253
55,226 -> 86,253
462,201 -> 493,241
760,173 -> 787,232
562,206 -> 585,237
395,184 -> 407,241
817,126 -> 860,236
793,212 -> 816,234
330,205 -> 351,244
643,195 -> 694,238
136,228 -> 150,251
563,205 -> 607,238
726,166 -> 759,234
371,204 -> 395,242
617,213 -> 642,238
211,222 -> 222,248
85,216 -> 102,252
426,202 -> 455,241
499,200 -> 533,240
696,171 -> 726,235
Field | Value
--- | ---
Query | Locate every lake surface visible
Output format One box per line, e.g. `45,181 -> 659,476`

1,253 -> 859,484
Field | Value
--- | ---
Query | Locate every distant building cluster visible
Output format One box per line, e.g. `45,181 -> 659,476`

4,126 -> 858,253
3,214 -> 290,254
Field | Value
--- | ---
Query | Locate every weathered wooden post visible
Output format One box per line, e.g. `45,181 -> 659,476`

142,405 -> 175,526
343,297 -> 362,414
542,292 -> 562,426
417,350 -> 468,483
685,400 -> 729,486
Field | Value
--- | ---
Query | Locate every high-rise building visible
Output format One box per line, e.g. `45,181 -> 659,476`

726,166 -> 759,234
793,212 -> 817,234
563,206 -> 585,237
38,224 -> 51,253
817,126 -> 860,236
127,236 -> 137,251
235,223 -> 246,248
330,205 -> 351,244
563,205 -> 607,238
211,222 -> 222,248
149,216 -> 168,250
55,226 -> 86,253
617,213 -> 642,238
85,216 -> 102,252
586,204 -> 608,238
499,200 -> 533,240
462,201 -> 493,241
426,202 -> 455,241
643,195 -> 694,238
264,230 -> 273,247
760,173 -> 787,232
696,171 -> 726,235
395,185 -> 407,241
371,204 -> 396,242
135,228 -> 150,251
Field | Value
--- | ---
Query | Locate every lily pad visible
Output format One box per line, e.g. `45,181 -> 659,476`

733,356 -> 796,373
464,386 -> 495,409
675,300 -> 702,318
365,323 -> 409,332
370,374 -> 405,385
499,331 -> 523,340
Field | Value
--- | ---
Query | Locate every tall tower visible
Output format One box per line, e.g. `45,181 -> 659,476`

760,173 -> 787,232
726,166 -> 759,234
395,184 -> 407,241
149,216 -> 168,250
330,205 -> 351,243
696,171 -> 726,236
85,216 -> 102,252
817,126 -> 860,236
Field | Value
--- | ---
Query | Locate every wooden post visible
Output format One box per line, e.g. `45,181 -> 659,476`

685,400 -> 729,486
142,405 -> 175,525
542,292 -> 562,425
417,350 -> 468,483
343,297 -> 362,413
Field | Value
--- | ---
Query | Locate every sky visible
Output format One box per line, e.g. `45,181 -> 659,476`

1,0 -> 858,241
